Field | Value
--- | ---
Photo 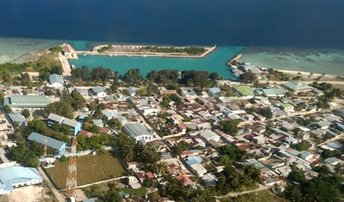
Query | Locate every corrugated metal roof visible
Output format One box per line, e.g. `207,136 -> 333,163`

0,165 -> 42,187
4,95 -> 48,108
28,132 -> 66,150
62,118 -> 80,128
92,86 -> 106,94
124,123 -> 152,138
9,95 -> 49,104
8,113 -> 27,123
48,113 -> 64,123
49,74 -> 63,85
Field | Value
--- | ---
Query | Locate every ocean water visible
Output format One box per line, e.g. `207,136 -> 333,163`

1,0 -> 344,76
242,48 -> 344,75
0,0 -> 344,49
0,37 -> 61,64
70,47 -> 244,80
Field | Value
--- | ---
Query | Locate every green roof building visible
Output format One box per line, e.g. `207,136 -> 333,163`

234,85 -> 254,97
4,95 -> 49,109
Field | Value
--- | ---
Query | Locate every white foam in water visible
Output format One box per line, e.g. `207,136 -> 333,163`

0,37 -> 61,64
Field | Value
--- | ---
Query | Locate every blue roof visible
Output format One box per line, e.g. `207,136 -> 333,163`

209,87 -> 221,94
8,113 -> 27,124
28,132 -> 66,150
186,156 -> 203,166
0,166 -> 42,189
92,86 -> 106,94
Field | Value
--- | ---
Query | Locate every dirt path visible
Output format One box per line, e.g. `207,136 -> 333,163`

216,184 -> 270,198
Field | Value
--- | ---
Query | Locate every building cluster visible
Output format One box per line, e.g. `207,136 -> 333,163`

0,70 -> 343,200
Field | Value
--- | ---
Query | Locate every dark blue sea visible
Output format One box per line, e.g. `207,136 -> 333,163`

1,0 -> 344,49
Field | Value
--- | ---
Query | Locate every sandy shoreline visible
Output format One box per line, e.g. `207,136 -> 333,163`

275,69 -> 342,80
76,44 -> 217,58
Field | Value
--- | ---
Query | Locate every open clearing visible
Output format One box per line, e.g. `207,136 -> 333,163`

0,185 -> 55,202
228,190 -> 287,202
45,152 -> 126,189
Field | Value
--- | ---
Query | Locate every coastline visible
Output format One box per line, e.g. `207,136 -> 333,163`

75,44 -> 217,58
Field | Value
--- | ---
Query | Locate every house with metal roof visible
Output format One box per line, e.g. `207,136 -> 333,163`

262,88 -> 288,97
123,123 -> 154,143
47,113 -> 82,135
208,87 -> 221,97
282,80 -> 314,93
0,165 -> 43,195
91,86 -> 107,98
28,132 -> 66,156
3,95 -> 49,109
75,88 -> 90,99
8,113 -> 27,126
49,74 -> 64,89
199,130 -> 221,142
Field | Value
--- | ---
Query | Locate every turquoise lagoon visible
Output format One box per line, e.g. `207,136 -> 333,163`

1,37 -> 344,78
70,47 -> 244,80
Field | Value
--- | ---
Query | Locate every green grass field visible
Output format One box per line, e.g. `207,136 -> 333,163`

45,152 -> 126,189
234,86 -> 254,96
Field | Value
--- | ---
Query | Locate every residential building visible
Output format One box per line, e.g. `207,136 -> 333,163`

48,74 -> 64,89
8,113 -> 27,126
47,113 -> 82,135
199,130 -> 221,142
3,95 -> 49,109
123,123 -> 154,142
75,88 -> 90,99
282,80 -> 314,93
208,87 -> 221,97
28,132 -> 66,156
91,86 -> 107,98
262,88 -> 288,97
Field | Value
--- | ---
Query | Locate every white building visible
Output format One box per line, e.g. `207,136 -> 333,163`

48,74 -> 64,89
0,164 -> 43,195
91,86 -> 107,98
199,130 -> 221,142
123,123 -> 154,143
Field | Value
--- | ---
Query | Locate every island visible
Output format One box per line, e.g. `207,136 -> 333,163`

76,44 -> 217,58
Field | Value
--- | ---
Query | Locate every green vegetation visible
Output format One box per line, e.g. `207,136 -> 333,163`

266,69 -> 289,81
45,90 -> 86,118
49,46 -> 63,53
141,46 -> 206,55
222,190 -> 287,202
220,119 -> 241,136
159,176 -> 216,202
291,140 -> 311,151
218,145 -> 246,165
285,167 -> 343,202
115,133 -> 160,171
46,152 -> 126,189
97,45 -> 112,53
121,187 -> 147,196
45,101 -> 74,119
160,94 -> 184,109
239,72 -> 258,84
5,143 -> 39,167
22,109 -> 30,119
77,134 -> 115,152
71,66 -> 117,85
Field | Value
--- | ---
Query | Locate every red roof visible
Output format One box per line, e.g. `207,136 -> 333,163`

145,172 -> 155,179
